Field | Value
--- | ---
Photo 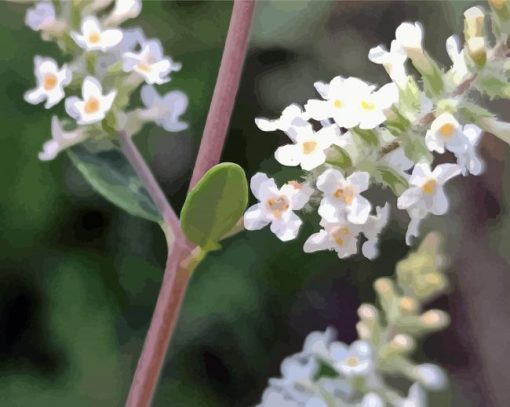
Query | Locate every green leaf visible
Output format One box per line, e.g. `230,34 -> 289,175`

181,163 -> 248,248
352,128 -> 379,147
375,165 -> 409,195
402,133 -> 433,164
475,71 -> 510,99
67,144 -> 161,223
326,145 -> 352,169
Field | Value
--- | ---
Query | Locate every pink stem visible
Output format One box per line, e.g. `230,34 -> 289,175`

189,0 -> 256,189
125,1 -> 255,405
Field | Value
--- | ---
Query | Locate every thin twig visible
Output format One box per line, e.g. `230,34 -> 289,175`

118,130 -> 181,236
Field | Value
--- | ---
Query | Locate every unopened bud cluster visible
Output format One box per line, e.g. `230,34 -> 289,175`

259,233 -> 450,406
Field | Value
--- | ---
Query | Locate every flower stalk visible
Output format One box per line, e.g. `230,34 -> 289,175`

125,1 -> 255,405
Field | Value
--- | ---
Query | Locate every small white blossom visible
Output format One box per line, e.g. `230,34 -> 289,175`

255,104 -> 309,141
446,35 -> 470,85
25,1 -> 56,32
244,174 -> 312,241
317,169 -> 372,224
425,113 -> 466,154
123,39 -> 181,84
105,0 -> 142,26
398,383 -> 426,407
258,389 -> 300,407
24,56 -> 71,109
304,218 -> 361,259
330,340 -> 374,378
302,327 -> 337,360
65,76 -> 116,125
412,364 -> 447,391
306,77 -> 398,130
398,163 -> 460,216
360,203 -> 390,259
71,16 -> 123,52
140,85 -> 188,132
39,116 -> 88,161
305,76 -> 364,129
455,124 -> 484,176
361,393 -> 385,407
369,40 -> 408,87
381,147 -> 414,179
275,124 -> 341,171
398,163 -> 460,244
395,22 -> 424,56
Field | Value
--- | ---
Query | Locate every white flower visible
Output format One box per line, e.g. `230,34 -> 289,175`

395,22 -> 424,56
398,383 -> 426,407
412,364 -> 447,391
255,104 -> 309,141
302,328 -> 337,360
356,82 -> 399,130
71,16 -> 123,52
381,147 -> 414,179
317,169 -> 372,224
330,340 -> 373,378
123,39 -> 181,84
39,117 -> 88,161
275,124 -> 341,171
244,174 -> 312,241
306,77 -> 399,130
140,85 -> 188,132
24,56 -> 71,109
105,0 -> 142,26
425,113 -> 468,154
25,1 -> 56,32
258,389 -> 300,407
303,218 -> 361,259
369,40 -> 408,87
361,393 -> 385,407
398,163 -> 460,244
305,76 -> 364,129
446,35 -> 470,85
360,203 -> 390,259
455,124 -> 484,176
397,163 -> 460,216
65,76 -> 116,125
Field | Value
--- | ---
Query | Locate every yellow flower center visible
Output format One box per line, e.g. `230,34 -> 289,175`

333,99 -> 343,109
137,63 -> 152,73
88,32 -> 101,44
332,226 -> 350,247
43,73 -> 58,91
334,186 -> 354,205
344,356 -> 360,367
439,123 -> 455,138
361,100 -> 376,111
84,97 -> 100,114
302,141 -> 318,155
421,179 -> 437,195
267,196 -> 289,219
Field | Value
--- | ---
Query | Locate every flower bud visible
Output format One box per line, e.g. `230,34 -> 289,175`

358,303 -> 378,321
356,321 -> 371,340
464,7 -> 485,40
419,310 -> 450,330
390,333 -> 415,353
412,363 -> 447,391
466,37 -> 487,67
399,296 -> 420,315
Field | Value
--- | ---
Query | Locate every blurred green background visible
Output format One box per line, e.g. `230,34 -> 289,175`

1,0 -> 510,406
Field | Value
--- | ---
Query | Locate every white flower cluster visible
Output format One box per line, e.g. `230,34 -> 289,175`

23,0 -> 188,161
245,19 -> 487,254
259,328 -> 442,407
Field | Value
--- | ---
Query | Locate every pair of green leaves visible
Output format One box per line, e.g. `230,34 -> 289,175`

69,144 -> 248,249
